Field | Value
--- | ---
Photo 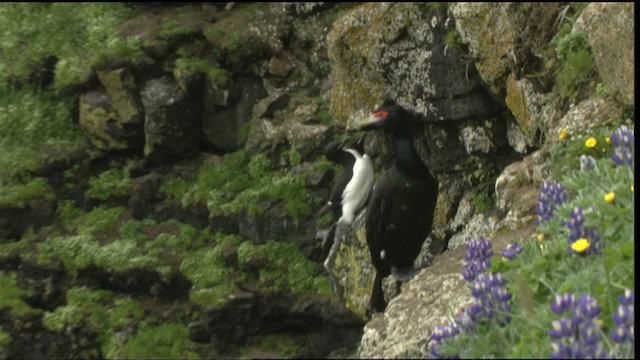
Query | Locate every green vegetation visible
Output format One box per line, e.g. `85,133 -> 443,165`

42,287 -> 155,358
471,191 -> 493,214
433,122 -> 634,358
160,150 -> 321,224
182,232 -> 334,310
0,177 -> 55,208
56,202 -> 125,235
120,322 -> 199,359
240,334 -> 305,358
39,206 -> 214,278
0,271 -> 43,317
0,86 -> 87,181
0,3 -> 139,89
543,3 -> 597,104
85,168 -> 132,201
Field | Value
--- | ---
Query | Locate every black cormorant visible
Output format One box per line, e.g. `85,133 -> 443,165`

353,99 -> 439,313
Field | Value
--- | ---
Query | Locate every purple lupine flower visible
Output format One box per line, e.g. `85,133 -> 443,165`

537,181 -> 568,224
610,289 -> 634,344
463,238 -> 493,282
551,293 -> 576,314
429,308 -> 474,359
429,323 -> 461,359
549,293 -> 609,359
468,272 -> 512,326
610,125 -> 634,169
500,242 -> 523,261
566,207 -> 603,255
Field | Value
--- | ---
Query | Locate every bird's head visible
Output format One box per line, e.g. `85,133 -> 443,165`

353,99 -> 415,135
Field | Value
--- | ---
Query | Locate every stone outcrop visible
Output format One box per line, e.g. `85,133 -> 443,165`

578,2 -> 635,108
328,3 -> 497,126
140,76 -> 202,162
79,89 -> 144,151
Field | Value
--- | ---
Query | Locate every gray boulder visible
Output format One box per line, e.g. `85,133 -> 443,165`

141,76 -> 202,162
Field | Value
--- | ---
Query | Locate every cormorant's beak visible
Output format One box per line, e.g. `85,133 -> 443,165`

352,110 -> 388,130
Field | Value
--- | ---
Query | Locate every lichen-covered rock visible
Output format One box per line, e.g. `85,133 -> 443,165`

357,244 -> 474,358
244,118 -> 287,156
458,119 -> 507,155
140,76 -> 201,162
504,73 -> 560,148
578,3 -> 634,108
328,3 -> 494,126
282,2 -> 335,18
325,211 -> 375,320
96,67 -> 145,125
202,76 -> 267,152
547,97 -> 624,144
495,148 -> 551,216
450,3 -> 516,99
447,213 -> 498,250
204,4 -> 291,73
79,89 -> 144,151
283,120 -> 332,159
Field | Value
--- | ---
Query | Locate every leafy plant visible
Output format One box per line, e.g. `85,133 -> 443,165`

430,124 -> 634,358
85,168 -> 132,201
0,86 -> 87,181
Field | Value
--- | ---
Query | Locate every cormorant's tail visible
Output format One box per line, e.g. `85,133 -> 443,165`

370,270 -> 387,312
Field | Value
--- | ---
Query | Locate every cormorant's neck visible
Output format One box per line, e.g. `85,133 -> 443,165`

392,136 -> 423,171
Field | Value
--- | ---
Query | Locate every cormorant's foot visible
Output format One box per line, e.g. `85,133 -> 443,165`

391,266 -> 419,282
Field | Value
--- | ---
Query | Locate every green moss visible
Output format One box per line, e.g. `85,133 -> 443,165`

0,3 -> 139,90
444,29 -> 465,50
472,192 -> 494,214
119,323 -> 199,359
237,240 -> 327,295
0,271 -> 43,317
543,4 -> 597,104
43,287 -> 148,358
42,287 -> 114,333
187,150 -> 319,223
56,201 -> 125,235
0,177 -> 55,208
179,233 -> 242,308
85,168 -> 132,201
0,86 -> 87,180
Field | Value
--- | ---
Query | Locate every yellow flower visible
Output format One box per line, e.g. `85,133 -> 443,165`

585,137 -> 597,149
559,128 -> 568,140
605,137 -> 612,145
571,238 -> 591,254
536,233 -> 545,241
604,192 -> 615,204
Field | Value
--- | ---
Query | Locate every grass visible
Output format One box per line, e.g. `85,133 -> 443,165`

85,168 -> 132,201
0,177 -> 55,208
0,3 -> 139,90
542,3 -> 597,104
160,150 -> 321,224
0,86 -> 87,182
431,121 -> 635,358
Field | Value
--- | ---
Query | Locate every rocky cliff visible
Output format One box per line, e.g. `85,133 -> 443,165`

0,2 -> 634,359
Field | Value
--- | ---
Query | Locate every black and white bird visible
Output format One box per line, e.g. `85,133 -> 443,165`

353,99 -> 439,313
318,136 -> 374,276
317,136 -> 374,228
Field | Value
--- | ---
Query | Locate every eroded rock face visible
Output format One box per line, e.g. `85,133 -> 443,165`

202,76 -> 267,152
358,245 -> 474,359
578,2 -> 635,108
328,3 -> 496,125
141,76 -> 202,162
79,89 -> 144,151
96,67 -> 145,125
